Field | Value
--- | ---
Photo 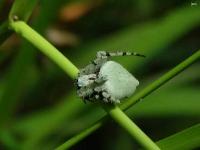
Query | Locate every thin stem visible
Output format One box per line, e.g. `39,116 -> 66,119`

9,21 -> 79,79
55,122 -> 103,150
104,104 -> 160,150
55,49 -> 200,149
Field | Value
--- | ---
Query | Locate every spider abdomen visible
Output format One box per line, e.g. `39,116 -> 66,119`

99,61 -> 139,101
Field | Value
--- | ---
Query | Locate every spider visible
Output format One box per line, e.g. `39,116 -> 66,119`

75,51 -> 145,103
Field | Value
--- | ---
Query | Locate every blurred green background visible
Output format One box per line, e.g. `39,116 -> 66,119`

0,0 -> 200,149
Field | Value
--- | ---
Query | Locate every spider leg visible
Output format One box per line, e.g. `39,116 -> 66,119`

77,87 -> 93,99
102,91 -> 120,104
102,91 -> 110,103
92,58 -> 107,69
79,63 -> 96,75
95,94 -> 99,100
94,85 -> 106,93
77,74 -> 97,88
96,51 -> 145,58
94,76 -> 107,84
96,51 -> 109,59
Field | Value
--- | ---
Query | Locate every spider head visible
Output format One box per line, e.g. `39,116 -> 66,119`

77,74 -> 96,88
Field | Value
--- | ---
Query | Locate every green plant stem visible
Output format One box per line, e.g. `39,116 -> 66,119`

104,104 -> 160,150
9,20 -> 159,149
9,21 -> 79,79
55,122 -> 103,150
55,49 -> 200,149
55,116 -> 107,150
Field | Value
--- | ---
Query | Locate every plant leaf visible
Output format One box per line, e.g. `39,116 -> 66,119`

157,123 -> 200,150
9,0 -> 39,22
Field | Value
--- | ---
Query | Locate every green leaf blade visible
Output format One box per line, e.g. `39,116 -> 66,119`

157,124 -> 200,150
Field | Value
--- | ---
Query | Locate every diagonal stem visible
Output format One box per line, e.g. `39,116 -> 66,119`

9,21 -> 79,79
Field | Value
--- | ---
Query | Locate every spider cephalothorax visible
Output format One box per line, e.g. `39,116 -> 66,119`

76,51 -> 145,103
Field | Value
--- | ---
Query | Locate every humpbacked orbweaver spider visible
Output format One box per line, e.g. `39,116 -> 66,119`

75,51 -> 145,103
